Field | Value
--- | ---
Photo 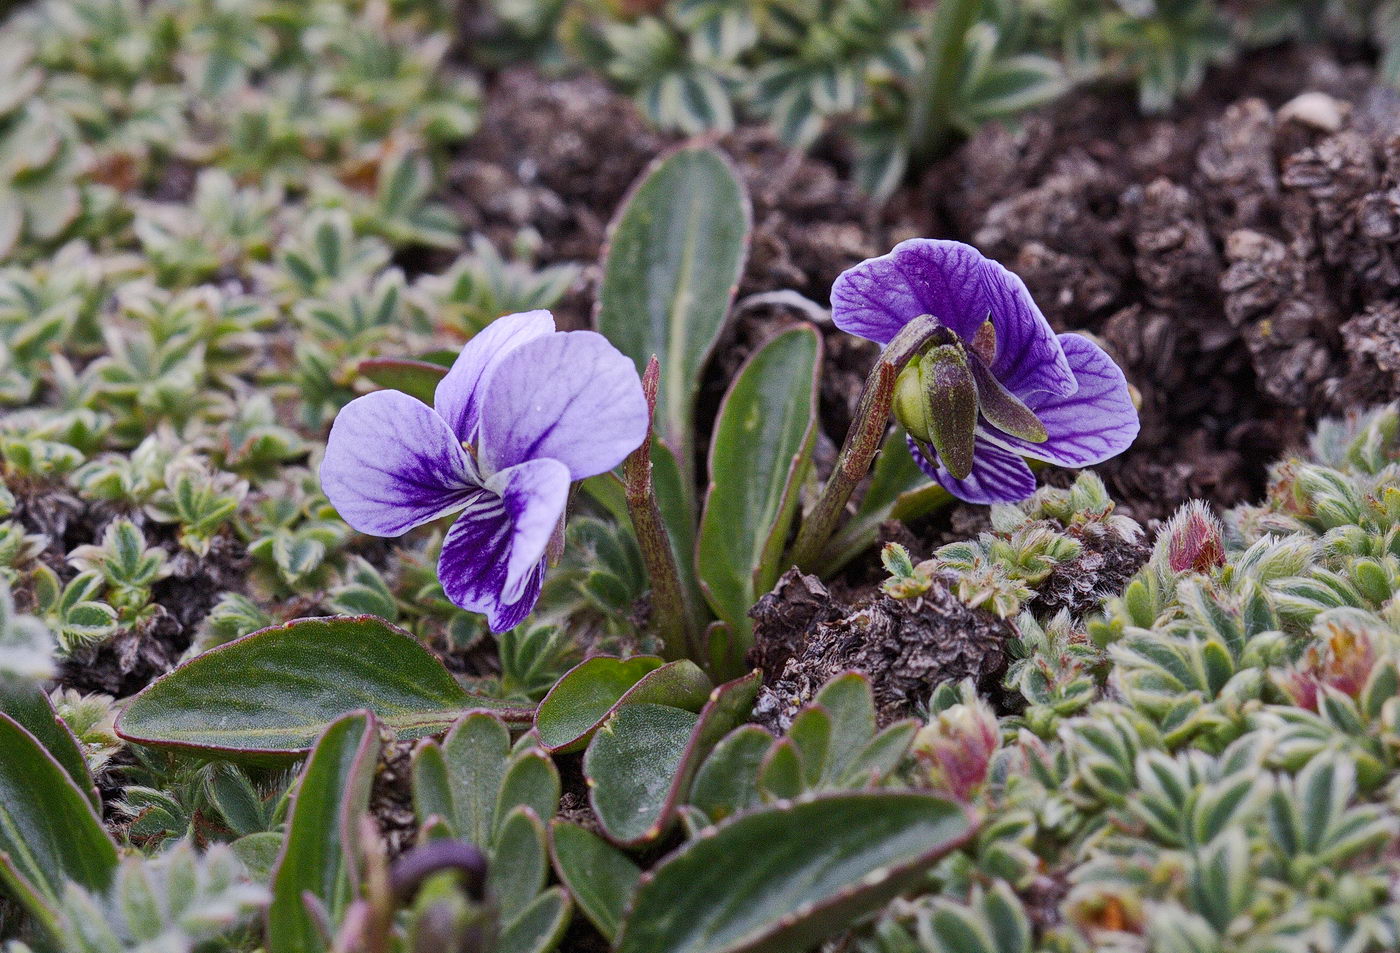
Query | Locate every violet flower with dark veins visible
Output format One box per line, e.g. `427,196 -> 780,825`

832,239 -> 1139,504
320,310 -> 648,632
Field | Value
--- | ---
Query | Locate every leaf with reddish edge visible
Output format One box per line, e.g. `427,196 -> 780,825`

585,670 -> 761,846
549,820 -> 641,943
358,357 -> 449,404
116,615 -> 532,758
688,724 -> 775,823
534,655 -> 712,754
0,712 -> 117,929
614,792 -> 978,953
0,676 -> 98,808
267,710 -> 381,953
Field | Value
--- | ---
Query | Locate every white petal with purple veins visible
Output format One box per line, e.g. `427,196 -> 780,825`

477,330 -> 649,480
434,309 -> 555,443
320,390 -> 478,537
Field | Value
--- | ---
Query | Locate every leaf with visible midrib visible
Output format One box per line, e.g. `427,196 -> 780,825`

0,712 -> 117,920
267,711 -> 381,953
615,792 -> 977,953
697,325 -> 821,643
596,145 -> 750,482
117,615 -> 531,756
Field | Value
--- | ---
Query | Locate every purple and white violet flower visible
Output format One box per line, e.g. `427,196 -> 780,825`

831,239 -> 1139,504
320,310 -> 648,632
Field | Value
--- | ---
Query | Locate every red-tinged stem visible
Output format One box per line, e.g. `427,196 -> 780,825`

788,314 -> 945,571
623,356 -> 699,661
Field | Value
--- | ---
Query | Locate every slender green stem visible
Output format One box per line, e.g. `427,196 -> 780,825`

623,356 -> 700,661
788,315 -> 946,571
907,0 -> 982,165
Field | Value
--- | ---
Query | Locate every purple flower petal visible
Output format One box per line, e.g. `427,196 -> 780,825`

908,433 -> 1037,505
981,333 -> 1139,467
831,239 -> 1075,398
321,390 -> 478,536
434,310 -> 555,443
485,458 -> 572,603
477,330 -> 648,480
437,457 -> 569,632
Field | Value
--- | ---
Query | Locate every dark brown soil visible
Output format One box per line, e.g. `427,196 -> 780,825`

454,46 -> 1400,530
914,44 -> 1400,521
748,569 -> 1014,729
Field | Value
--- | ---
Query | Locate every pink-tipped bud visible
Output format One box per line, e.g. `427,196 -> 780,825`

912,692 -> 1000,801
1159,500 -> 1226,575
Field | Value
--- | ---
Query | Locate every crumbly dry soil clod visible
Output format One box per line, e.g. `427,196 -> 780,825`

748,569 -> 1013,731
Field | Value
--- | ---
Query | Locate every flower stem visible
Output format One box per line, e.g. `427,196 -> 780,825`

623,356 -> 699,661
788,314 -> 945,571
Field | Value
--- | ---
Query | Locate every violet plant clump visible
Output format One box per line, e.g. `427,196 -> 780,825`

832,238 -> 1140,504
320,310 -> 648,632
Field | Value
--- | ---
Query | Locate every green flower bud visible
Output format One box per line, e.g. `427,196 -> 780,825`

894,343 -> 979,480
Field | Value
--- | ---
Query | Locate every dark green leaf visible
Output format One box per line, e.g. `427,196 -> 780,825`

549,820 -> 641,943
0,676 -> 97,808
614,793 -> 976,953
117,616 -> 531,756
534,656 -> 710,754
698,326 -> 821,643
358,357 -> 448,405
0,712 -> 117,922
586,672 -> 759,846
267,711 -> 381,953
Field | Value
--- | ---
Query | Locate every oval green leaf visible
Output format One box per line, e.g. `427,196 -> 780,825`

534,655 -> 711,754
585,671 -> 760,846
359,356 -> 448,404
596,144 -> 751,480
549,820 -> 641,943
117,615 -> 531,756
615,792 -> 977,953
698,326 -> 820,645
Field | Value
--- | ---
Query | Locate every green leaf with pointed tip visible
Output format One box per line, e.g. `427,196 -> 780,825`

0,712 -> 117,923
489,807 -> 549,925
0,677 -> 97,808
534,656 -> 711,754
267,710 -> 381,953
586,672 -> 760,846
596,145 -> 750,481
812,673 -> 878,784
497,885 -> 572,953
549,820 -> 641,943
786,706 -> 832,788
117,616 -> 531,757
698,326 -> 821,645
759,738 -> 804,801
689,724 -> 774,823
358,357 -> 448,404
614,793 -> 977,953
